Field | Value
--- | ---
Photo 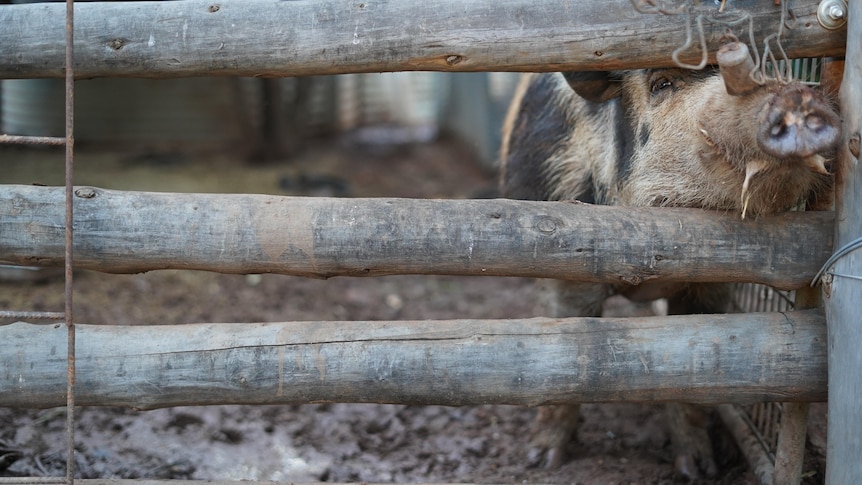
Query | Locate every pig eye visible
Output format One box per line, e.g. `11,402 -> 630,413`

650,76 -> 674,94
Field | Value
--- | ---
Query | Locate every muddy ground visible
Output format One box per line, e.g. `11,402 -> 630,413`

1,138 -> 827,484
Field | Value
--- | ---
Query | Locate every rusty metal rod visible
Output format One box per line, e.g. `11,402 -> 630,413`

63,1 -> 76,484
0,135 -> 66,146
0,478 -> 68,484
0,310 -> 65,320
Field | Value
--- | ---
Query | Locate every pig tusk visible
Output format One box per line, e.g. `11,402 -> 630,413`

698,123 -> 714,147
741,160 -> 769,218
742,160 -> 768,198
805,156 -> 829,175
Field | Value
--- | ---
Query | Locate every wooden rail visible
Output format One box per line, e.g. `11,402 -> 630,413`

0,185 -> 834,290
0,0 -> 847,79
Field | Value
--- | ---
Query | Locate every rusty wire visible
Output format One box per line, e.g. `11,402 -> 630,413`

759,0 -> 797,83
0,310 -> 66,320
0,135 -> 66,146
63,0 -> 77,483
629,0 -> 795,84
0,478 -> 67,485
631,0 -> 708,68
676,8 -> 709,69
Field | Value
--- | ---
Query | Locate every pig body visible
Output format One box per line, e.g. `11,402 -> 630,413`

499,67 -> 840,477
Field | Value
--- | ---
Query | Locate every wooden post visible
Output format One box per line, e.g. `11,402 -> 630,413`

769,286 -> 822,485
824,1 -> 862,483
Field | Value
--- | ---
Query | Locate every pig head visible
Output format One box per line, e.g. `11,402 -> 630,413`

501,66 -> 841,218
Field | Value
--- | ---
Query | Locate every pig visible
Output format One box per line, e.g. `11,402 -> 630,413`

499,58 -> 841,478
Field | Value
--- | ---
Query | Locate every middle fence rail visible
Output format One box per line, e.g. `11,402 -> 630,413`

0,185 -> 834,290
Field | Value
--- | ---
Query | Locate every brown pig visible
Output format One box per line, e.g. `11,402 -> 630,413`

499,60 -> 840,478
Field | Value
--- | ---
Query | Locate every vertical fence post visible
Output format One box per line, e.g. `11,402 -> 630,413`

824,2 -> 862,484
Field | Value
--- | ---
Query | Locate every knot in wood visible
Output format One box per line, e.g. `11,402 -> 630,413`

445,55 -> 463,66
534,216 -> 560,234
107,38 -> 128,51
74,187 -> 97,199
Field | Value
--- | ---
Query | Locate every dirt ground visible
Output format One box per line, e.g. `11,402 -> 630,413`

1,137 -> 827,484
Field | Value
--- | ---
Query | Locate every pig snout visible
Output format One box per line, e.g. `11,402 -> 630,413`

756,84 -> 841,159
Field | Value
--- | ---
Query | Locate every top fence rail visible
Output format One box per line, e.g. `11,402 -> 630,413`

0,0 -> 847,79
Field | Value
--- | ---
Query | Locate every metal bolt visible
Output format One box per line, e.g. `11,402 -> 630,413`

817,0 -> 847,30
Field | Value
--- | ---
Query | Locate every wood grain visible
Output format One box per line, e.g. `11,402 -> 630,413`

0,185 -> 834,290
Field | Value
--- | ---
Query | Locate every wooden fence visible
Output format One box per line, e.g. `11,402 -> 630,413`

0,0 -> 858,483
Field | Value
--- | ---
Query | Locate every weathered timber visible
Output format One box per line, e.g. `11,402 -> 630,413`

0,0 -> 846,79
824,1 -> 862,484
773,402 -> 811,485
0,309 -> 827,409
0,185 -> 834,290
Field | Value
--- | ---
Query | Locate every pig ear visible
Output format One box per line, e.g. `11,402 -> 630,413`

561,71 -> 622,103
